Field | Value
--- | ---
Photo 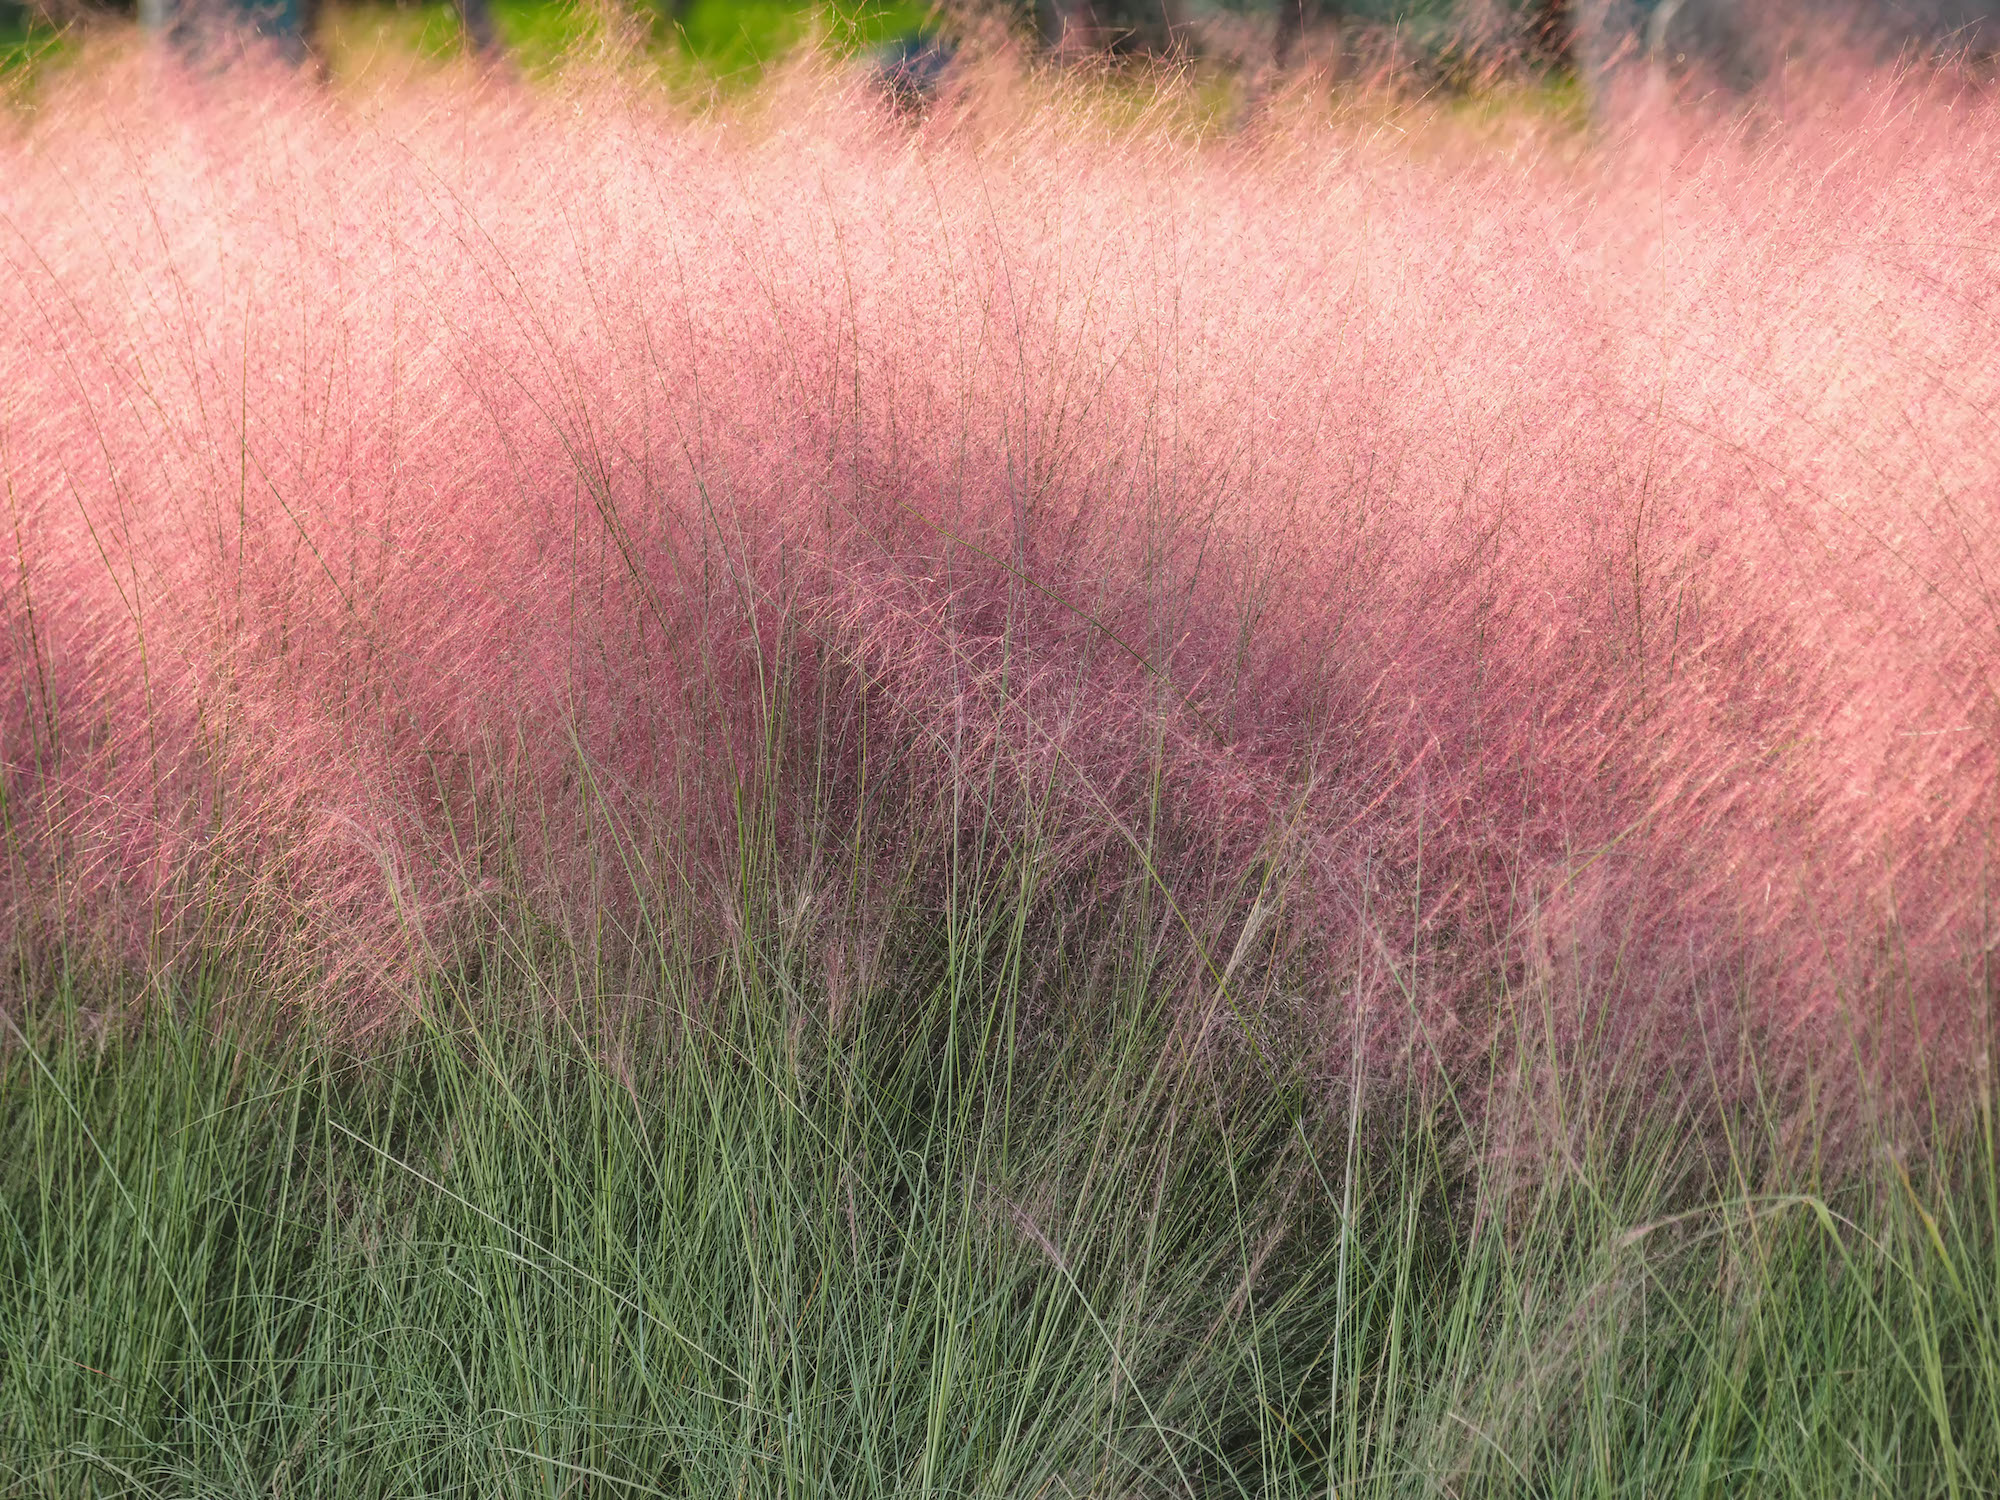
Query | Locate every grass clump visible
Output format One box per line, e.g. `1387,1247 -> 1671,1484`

3,32 -> 2000,1498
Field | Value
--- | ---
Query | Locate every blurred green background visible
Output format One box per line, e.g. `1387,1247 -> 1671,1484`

0,0 -> 1563,94
0,0 -> 943,87
0,0 -> 63,73
321,0 -> 939,82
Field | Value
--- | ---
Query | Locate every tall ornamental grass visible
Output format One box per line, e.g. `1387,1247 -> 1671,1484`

6,59 -> 1994,1083
1,39 -> 1999,1495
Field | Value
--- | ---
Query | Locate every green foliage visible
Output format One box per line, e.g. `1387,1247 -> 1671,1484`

492,0 -> 605,64
0,1 -> 64,81
315,0 -> 935,84
669,0 -> 932,78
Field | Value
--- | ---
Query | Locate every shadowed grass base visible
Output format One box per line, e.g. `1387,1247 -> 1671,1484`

2,923 -> 1998,1496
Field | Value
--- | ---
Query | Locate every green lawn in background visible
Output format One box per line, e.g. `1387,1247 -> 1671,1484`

317,0 -> 934,85
672,0 -> 933,79
0,0 -> 935,92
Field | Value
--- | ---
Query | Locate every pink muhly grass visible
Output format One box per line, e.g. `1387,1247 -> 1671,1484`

0,55 -> 1993,1106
